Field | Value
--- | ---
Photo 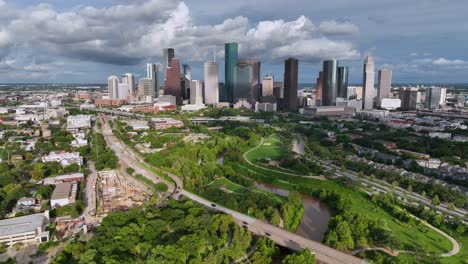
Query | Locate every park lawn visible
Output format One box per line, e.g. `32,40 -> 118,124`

209,177 -> 248,194
246,134 -> 283,161
440,234 -> 468,264
238,158 -> 453,255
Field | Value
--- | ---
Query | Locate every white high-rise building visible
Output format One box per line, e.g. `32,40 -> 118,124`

121,73 -> 134,101
138,78 -> 154,99
204,61 -> 219,105
108,76 -> 119,99
146,64 -> 155,80
190,80 -> 203,105
117,83 -> 129,100
262,74 -> 274,97
146,63 -> 159,98
362,56 -> 375,110
439,87 -> 447,105
122,73 -> 134,93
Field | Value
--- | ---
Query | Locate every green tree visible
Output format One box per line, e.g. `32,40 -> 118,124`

432,194 -> 440,206
282,249 -> 315,264
29,163 -> 46,181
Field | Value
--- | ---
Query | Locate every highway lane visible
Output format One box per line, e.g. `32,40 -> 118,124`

316,158 -> 468,223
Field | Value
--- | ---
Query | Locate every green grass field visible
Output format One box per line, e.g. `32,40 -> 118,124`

241,138 -> 455,256
209,177 -> 248,194
246,134 -> 283,161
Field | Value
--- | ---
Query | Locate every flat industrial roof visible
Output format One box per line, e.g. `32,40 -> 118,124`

51,182 -> 72,200
0,213 -> 46,237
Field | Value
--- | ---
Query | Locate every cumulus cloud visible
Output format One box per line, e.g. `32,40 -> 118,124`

432,58 -> 466,66
0,0 -> 359,69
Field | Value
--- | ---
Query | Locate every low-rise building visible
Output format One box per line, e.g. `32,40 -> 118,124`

380,98 -> 401,110
42,173 -> 84,185
50,182 -> 77,207
94,99 -> 126,107
42,151 -> 83,167
255,102 -> 277,112
429,132 -> 451,139
303,106 -> 355,117
130,120 -> 149,130
71,138 -> 88,148
47,108 -> 67,119
152,118 -> 184,130
67,115 -> 92,130
0,211 -> 50,246
16,197 -> 35,207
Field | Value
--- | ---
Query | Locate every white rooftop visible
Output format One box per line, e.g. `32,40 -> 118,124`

0,212 -> 48,237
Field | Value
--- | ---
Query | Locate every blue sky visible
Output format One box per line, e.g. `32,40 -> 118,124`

0,0 -> 467,84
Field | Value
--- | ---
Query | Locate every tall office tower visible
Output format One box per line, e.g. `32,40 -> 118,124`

377,69 -> 392,107
362,56 -> 375,110
238,58 -> 261,101
225,42 -> 238,103
399,88 -> 418,110
117,83 -> 129,100
426,87 -> 442,109
183,64 -> 191,80
322,60 -> 338,106
439,87 -> 447,105
316,71 -> 323,101
164,58 -> 182,104
273,82 -> 284,98
121,73 -> 134,93
190,80 -> 203,105
204,61 -> 219,105
146,63 -> 159,98
108,76 -> 119,99
218,83 -> 226,102
337,66 -> 349,98
283,58 -> 299,111
262,75 -> 274,97
181,64 -> 191,100
137,78 -> 154,99
233,62 -> 253,103
163,48 -> 175,80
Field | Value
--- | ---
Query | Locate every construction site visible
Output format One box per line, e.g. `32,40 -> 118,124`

96,170 -> 149,216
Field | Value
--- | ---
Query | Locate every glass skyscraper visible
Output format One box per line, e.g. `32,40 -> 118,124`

284,58 -> 298,111
322,60 -> 338,106
225,43 -> 238,103
233,62 -> 253,102
337,66 -> 348,99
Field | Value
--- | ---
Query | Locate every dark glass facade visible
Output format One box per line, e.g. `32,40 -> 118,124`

163,48 -> 175,80
283,58 -> 298,111
322,60 -> 338,106
233,62 -> 253,102
337,66 -> 348,98
225,43 -> 238,103
163,58 -> 182,104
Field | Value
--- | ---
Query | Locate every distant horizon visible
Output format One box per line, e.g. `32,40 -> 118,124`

1,82 -> 468,87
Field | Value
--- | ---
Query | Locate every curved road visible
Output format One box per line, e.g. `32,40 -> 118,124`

99,114 -> 367,264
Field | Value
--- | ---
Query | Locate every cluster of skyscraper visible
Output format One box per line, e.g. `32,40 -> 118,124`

107,42 -> 301,111
315,56 -> 393,111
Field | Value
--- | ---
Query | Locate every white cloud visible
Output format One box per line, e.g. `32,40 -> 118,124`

318,20 -> 359,35
432,58 -> 466,66
0,0 -> 360,67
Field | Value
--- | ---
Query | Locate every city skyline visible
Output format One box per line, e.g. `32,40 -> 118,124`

0,0 -> 466,84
